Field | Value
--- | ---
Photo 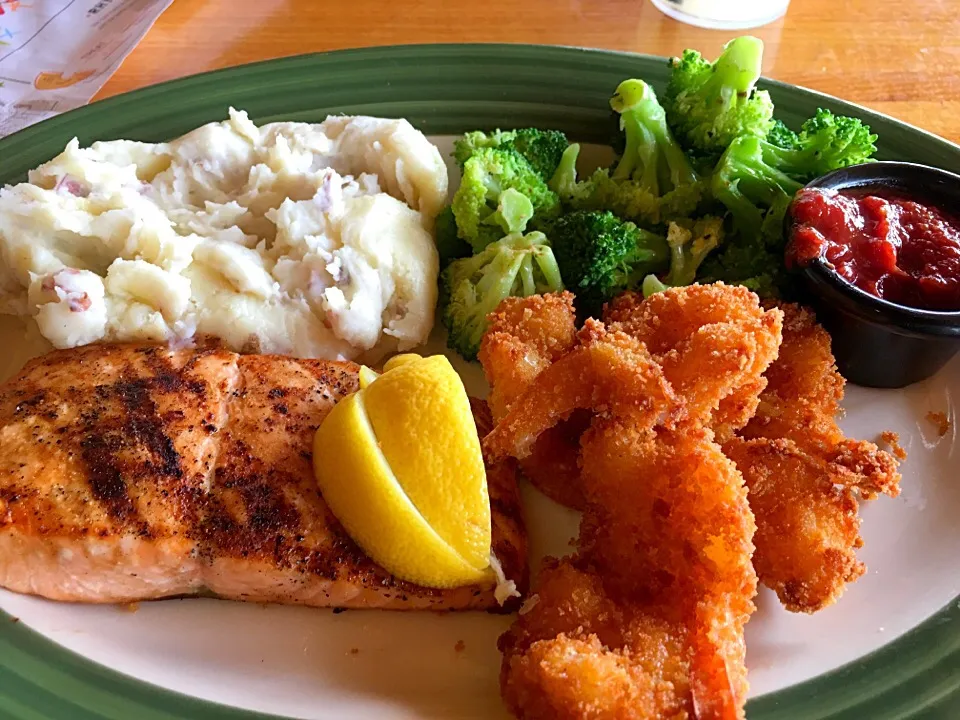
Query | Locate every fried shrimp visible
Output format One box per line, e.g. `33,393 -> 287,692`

739,303 -> 901,498
483,285 -> 783,510
722,437 -> 867,613
500,561 -> 694,720
480,292 -> 578,423
498,415 -> 759,720
484,319 -> 678,463
580,419 -> 758,718
604,285 -> 783,440
723,303 -> 902,611
484,283 -> 907,719
489,284 -> 783,719
479,292 -> 588,508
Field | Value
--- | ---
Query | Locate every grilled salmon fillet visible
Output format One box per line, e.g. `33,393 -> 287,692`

0,343 -> 528,611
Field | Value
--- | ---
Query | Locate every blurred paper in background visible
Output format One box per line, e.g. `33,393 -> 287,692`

0,0 -> 172,137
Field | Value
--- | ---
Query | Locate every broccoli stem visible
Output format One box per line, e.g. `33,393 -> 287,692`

710,36 -> 765,104
533,245 -> 564,292
476,251 -> 525,299
483,188 -> 535,235
642,274 -> 670,297
519,254 -> 537,296
711,135 -> 804,239
549,143 -> 581,197
610,80 -> 698,192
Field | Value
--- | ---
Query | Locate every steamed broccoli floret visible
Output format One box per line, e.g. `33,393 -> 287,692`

711,135 -> 803,242
777,108 -> 878,178
452,147 -> 561,252
548,81 -> 702,224
549,143 -> 662,222
766,118 -> 800,149
705,110 -> 876,297
697,231 -> 786,298
550,209 -> 669,316
663,36 -> 775,156
454,128 -> 569,180
441,231 -> 564,360
712,108 -> 877,242
641,217 -> 723,296
611,79 -> 701,196
434,205 -> 471,267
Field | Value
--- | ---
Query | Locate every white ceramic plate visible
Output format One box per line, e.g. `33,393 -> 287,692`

1,135 -> 958,720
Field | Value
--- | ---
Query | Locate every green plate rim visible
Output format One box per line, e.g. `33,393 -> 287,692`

0,43 -> 957,719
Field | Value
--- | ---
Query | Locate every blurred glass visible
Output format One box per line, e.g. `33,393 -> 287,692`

649,0 -> 790,29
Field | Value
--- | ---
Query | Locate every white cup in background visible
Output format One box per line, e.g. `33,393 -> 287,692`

649,0 -> 791,29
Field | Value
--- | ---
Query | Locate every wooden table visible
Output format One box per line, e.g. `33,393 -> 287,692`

96,0 -> 960,143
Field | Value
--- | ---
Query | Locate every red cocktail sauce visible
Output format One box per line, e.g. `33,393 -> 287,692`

787,187 -> 960,311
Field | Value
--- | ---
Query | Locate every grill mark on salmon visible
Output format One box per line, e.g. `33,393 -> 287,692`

0,343 -> 529,611
79,431 -> 150,536
116,379 -> 183,479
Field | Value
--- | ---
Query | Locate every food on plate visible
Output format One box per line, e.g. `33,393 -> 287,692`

739,303 -> 901,498
640,216 -> 724,297
881,431 -> 908,460
480,292 -> 578,423
604,283 -> 784,436
788,187 -> 960,310
0,32 -> 927,718
0,343 -> 527,610
486,287 -> 901,616
436,37 -> 881,359
478,292 -> 586,508
723,437 -> 872,614
662,36 -> 774,156
441,227 -> 563,360
433,205 -> 472,267
731,302 -> 902,611
313,353 -> 497,589
549,79 -> 703,227
453,128 -> 570,183
481,284 -> 783,509
704,110 -> 878,295
549,210 -> 669,317
486,286 -> 783,719
0,111 -> 446,360
927,410 -> 951,437
452,146 -> 561,253
498,425 -> 755,720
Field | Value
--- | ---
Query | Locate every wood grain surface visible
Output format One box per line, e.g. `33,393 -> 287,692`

96,0 -> 959,143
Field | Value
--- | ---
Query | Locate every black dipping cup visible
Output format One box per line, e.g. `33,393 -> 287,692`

787,162 -> 960,389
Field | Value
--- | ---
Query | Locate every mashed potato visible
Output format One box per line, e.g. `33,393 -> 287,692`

0,110 -> 447,360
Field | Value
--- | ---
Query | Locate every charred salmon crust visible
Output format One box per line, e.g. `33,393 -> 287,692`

0,344 -> 528,612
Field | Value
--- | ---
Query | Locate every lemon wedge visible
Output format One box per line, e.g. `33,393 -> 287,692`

312,354 -> 492,588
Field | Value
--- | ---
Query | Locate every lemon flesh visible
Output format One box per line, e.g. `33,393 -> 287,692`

312,355 -> 492,588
